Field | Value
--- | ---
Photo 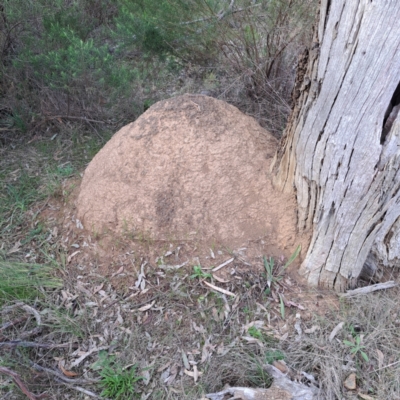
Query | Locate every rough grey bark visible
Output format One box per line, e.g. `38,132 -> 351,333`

272,0 -> 400,290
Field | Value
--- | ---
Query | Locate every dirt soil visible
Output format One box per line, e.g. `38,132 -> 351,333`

76,95 -> 302,263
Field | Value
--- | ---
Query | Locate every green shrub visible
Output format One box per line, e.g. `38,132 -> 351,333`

0,0 -> 315,140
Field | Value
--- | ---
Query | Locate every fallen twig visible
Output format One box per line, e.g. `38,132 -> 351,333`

212,257 -> 234,272
47,115 -> 105,124
21,304 -> 42,325
54,379 -> 101,398
203,281 -> 236,297
0,316 -> 28,332
0,340 -> 74,349
329,322 -> 344,342
340,281 -> 397,298
0,366 -> 45,400
30,362 -> 99,385
2,302 -> 41,325
18,327 -> 43,340
70,345 -> 109,368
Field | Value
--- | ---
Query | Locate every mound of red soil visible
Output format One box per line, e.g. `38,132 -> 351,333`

76,94 -> 297,249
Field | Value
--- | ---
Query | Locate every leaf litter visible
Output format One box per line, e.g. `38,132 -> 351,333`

5,198 -> 394,399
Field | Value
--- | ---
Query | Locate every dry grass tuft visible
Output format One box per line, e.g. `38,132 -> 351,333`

285,288 -> 400,399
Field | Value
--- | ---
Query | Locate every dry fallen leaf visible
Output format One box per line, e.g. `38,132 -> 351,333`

111,265 -> 124,278
272,360 -> 288,374
286,301 -> 306,310
241,336 -> 264,348
201,338 -> 216,364
358,393 -> 376,400
93,283 -> 104,294
70,345 -> 109,368
138,301 -> 155,312
210,248 -> 215,259
8,240 -> 21,254
277,332 -> 289,341
212,307 -> 220,322
184,367 -> 203,382
165,364 -> 178,385
212,274 -> 230,283
192,321 -> 206,334
59,362 -> 78,378
141,369 -> 151,386
157,361 -> 172,372
67,250 -> 80,263
181,350 -> 190,370
160,367 -> 170,382
376,349 -> 384,369
304,325 -> 320,334
329,322 -> 344,342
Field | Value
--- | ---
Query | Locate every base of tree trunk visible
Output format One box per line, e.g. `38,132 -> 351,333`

272,0 -> 400,290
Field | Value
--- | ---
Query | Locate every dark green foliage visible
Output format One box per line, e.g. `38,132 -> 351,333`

0,0 -> 147,137
0,0 -> 315,141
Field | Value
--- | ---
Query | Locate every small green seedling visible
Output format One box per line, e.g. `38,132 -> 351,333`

263,256 -> 276,289
343,335 -> 369,362
248,326 -> 263,340
190,265 -> 212,281
265,350 -> 285,364
264,245 -> 301,290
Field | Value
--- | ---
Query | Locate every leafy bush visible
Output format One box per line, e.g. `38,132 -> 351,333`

0,0 -> 145,137
114,0 -> 316,134
0,0 -> 315,141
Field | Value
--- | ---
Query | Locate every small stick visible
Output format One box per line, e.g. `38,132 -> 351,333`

21,304 -> 42,326
54,379 -> 100,398
48,115 -> 105,124
18,327 -> 42,340
0,340 -> 73,349
0,316 -> 28,332
340,281 -> 397,298
212,257 -> 234,272
203,281 -> 236,297
30,361 -> 99,385
0,366 -> 42,400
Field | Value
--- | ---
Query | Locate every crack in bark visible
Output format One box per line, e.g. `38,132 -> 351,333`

348,2 -> 364,47
381,81 -> 400,145
322,0 -> 331,35
344,149 -> 354,180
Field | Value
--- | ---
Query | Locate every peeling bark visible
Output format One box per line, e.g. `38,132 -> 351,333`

273,0 -> 400,290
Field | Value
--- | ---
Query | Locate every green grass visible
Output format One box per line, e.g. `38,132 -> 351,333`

263,245 -> 301,294
246,357 -> 273,388
0,252 -> 62,305
93,351 -> 143,399
0,172 -> 42,233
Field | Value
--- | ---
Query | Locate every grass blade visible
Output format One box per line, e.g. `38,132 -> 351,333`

283,245 -> 301,269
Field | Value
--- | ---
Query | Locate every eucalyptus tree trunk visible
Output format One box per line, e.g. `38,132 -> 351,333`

272,0 -> 400,290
